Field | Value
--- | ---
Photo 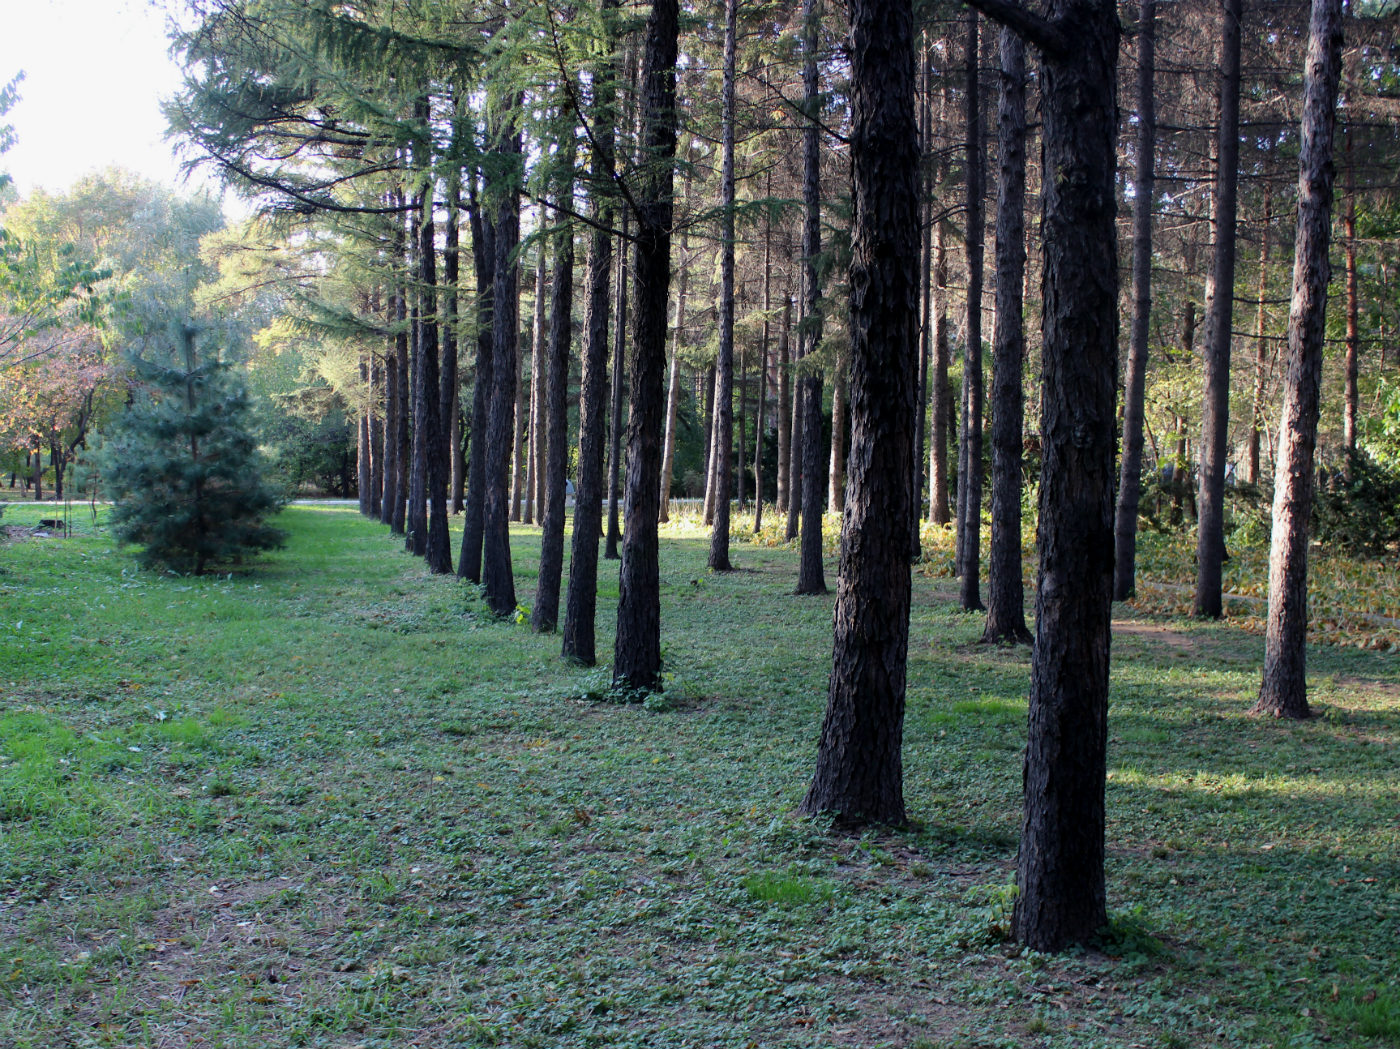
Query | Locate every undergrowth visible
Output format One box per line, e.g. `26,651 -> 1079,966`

1,500 -> 1396,1048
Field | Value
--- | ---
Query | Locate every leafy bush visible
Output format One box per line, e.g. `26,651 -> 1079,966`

1312,450 -> 1400,559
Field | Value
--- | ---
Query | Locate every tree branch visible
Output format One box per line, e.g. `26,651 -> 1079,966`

961,0 -> 1070,57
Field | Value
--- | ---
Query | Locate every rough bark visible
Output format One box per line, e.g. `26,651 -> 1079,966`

828,354 -> 846,514
533,191 -> 574,632
966,0 -> 1121,952
801,0 -> 918,825
522,238 -> 548,523
754,204 -> 772,533
709,0 -> 739,571
982,26 -> 1031,644
459,177 -> 495,584
776,295 -> 793,516
380,330 -> 399,528
562,215 -> 613,661
605,213 -> 628,560
441,174 -> 463,525
912,37 -> 933,553
358,358 -> 371,515
1195,0 -> 1243,620
1342,126 -> 1358,459
796,0 -> 826,595
406,197 -> 428,558
702,366 -> 719,526
958,10 -> 986,612
392,271 -> 411,537
1111,0 -> 1156,601
930,222 -> 952,524
1246,180 -> 1272,486
483,124 -> 522,617
1253,0 -> 1343,720
418,176 -> 452,575
786,326 -> 803,543
659,196 -> 688,525
737,346 -> 748,511
612,0 -> 679,694
370,355 -> 384,518
563,0 -> 618,665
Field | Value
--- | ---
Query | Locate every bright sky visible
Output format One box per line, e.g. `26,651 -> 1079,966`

0,0 -> 225,203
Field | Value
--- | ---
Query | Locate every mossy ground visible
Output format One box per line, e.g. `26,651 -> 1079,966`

1,500 -> 1396,1048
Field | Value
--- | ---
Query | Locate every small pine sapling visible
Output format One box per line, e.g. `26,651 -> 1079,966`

100,324 -> 286,574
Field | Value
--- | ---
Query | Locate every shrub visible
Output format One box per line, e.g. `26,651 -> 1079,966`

99,325 -> 286,574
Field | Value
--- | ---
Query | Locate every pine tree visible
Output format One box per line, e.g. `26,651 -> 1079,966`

102,326 -> 286,575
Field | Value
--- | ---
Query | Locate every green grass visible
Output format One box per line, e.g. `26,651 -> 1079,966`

1,502 -> 1397,1048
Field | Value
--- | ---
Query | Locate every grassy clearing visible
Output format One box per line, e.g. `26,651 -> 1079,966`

1,500 -> 1397,1048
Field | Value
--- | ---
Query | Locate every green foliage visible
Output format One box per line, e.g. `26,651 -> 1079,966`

741,870 -> 836,906
99,326 -> 286,574
1326,985 -> 1400,1040
1099,907 -> 1168,962
257,391 -> 357,496
1362,377 -> 1400,468
1312,450 -> 1400,559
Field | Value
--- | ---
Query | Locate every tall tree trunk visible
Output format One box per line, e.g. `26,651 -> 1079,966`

660,171 -> 693,524
380,332 -> 399,528
801,0 -> 917,823
30,442 -> 42,501
370,355 -> 384,518
605,213 -> 629,560
967,0 -> 1121,953
392,256 -> 411,537
737,345 -> 748,511
795,0 -> 823,593
702,365 -> 719,526
459,174 -> 495,583
659,351 -> 682,523
754,205 -> 772,532
1112,0 -> 1156,600
1253,0 -> 1343,719
418,164 -> 452,576
828,354 -> 846,513
957,9 -> 986,612
563,0 -> 618,665
534,168 -> 575,632
451,381 -> 465,513
1246,179 -> 1272,486
613,0 -> 679,694
709,0 -> 739,570
407,194 -> 429,558
442,175 -> 463,514
1342,121 -> 1359,461
796,0 -> 826,595
930,222 -> 952,524
1195,0 -> 1243,619
786,353 -> 803,542
777,295 -> 793,516
522,237 -> 548,523
982,26 -> 1031,644
912,35 -> 933,553
483,121 -> 523,616
358,357 -> 372,514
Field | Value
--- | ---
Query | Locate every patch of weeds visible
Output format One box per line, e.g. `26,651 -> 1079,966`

951,879 -> 1018,948
204,777 -> 238,797
1326,984 -> 1400,1040
742,870 -> 836,906
1100,906 -> 1168,962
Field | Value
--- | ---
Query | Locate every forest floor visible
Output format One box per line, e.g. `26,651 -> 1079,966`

1,502 -> 1397,1049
